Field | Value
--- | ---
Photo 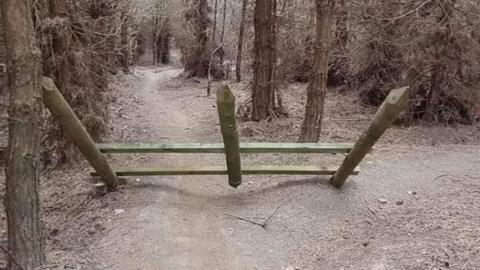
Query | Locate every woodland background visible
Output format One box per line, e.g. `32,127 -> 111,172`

1,0 -> 479,165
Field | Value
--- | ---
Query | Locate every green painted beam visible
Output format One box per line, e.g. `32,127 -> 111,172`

91,166 -> 360,177
95,143 -> 354,154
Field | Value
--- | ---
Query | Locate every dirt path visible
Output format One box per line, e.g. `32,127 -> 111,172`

94,66 -> 480,270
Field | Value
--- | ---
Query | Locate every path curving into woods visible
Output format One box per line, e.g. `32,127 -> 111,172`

92,65 -> 480,270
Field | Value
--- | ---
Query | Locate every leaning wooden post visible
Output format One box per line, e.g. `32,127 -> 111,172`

41,77 -> 119,189
217,85 -> 242,188
330,87 -> 410,188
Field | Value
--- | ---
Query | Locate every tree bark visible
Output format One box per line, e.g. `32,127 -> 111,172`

155,18 -> 171,65
120,10 -> 130,72
299,0 -> 334,142
251,0 -> 277,121
153,16 -> 159,65
184,0 -> 209,77
46,0 -> 70,91
1,0 -> 46,269
219,0 -> 227,64
212,0 -> 218,43
235,0 -> 248,82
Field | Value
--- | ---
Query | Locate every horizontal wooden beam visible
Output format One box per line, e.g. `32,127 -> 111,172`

91,166 -> 359,177
95,143 -> 354,154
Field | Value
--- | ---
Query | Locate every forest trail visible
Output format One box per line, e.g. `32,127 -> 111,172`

94,66 -> 480,270
96,66 -> 256,270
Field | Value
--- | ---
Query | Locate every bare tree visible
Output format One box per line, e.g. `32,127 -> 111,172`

212,0 -> 218,43
219,0 -> 227,64
120,8 -> 131,72
1,0 -> 45,269
299,0 -> 334,142
152,1 -> 171,65
184,0 -> 209,77
236,0 -> 248,82
251,0 -> 277,121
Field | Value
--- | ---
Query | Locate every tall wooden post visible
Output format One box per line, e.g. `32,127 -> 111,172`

330,87 -> 410,188
217,85 -> 242,188
41,77 -> 119,189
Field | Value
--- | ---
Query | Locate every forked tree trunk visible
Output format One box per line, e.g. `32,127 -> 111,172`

299,0 -> 334,142
236,0 -> 248,82
1,0 -> 46,269
251,0 -> 277,121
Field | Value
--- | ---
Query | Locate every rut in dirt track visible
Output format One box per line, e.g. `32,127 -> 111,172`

94,66 -> 480,270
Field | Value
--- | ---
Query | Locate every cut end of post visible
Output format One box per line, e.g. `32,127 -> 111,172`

41,76 -> 56,92
216,84 -> 235,104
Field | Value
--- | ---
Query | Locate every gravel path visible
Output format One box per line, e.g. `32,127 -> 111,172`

93,66 -> 480,270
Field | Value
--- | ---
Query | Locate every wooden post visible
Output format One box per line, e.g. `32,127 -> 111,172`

330,87 -> 410,188
217,85 -> 242,188
41,77 -> 119,189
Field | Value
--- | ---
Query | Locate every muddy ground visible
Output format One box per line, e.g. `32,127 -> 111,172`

1,65 -> 479,270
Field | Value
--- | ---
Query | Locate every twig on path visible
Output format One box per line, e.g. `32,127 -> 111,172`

367,207 -> 377,215
433,174 -> 449,181
224,213 -> 267,229
364,199 -> 377,215
274,210 -> 306,224
263,200 -> 287,226
225,200 -> 287,230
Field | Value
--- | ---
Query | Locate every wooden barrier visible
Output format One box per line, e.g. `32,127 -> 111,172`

330,87 -> 410,188
41,77 -> 119,189
96,142 -> 354,154
216,85 -> 242,188
41,77 -> 398,190
91,166 -> 360,177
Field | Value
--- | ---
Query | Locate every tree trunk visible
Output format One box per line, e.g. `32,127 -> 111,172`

1,0 -> 46,269
160,28 -> 171,64
299,0 -> 334,142
155,18 -> 170,65
120,10 -> 130,73
424,0 -> 454,122
212,0 -> 218,43
184,0 -> 209,78
46,0 -> 70,91
329,0 -> 348,86
251,0 -> 277,121
235,0 -> 248,82
153,16 -> 158,65
219,0 -> 227,64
